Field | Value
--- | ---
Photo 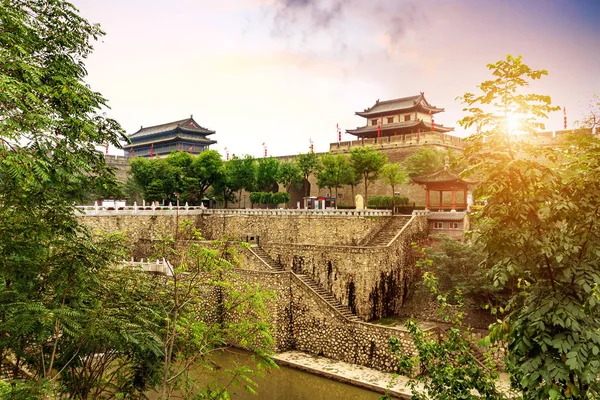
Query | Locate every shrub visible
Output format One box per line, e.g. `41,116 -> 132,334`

368,195 -> 409,208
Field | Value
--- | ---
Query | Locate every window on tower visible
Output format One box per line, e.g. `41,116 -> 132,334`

404,115 -> 411,121
387,117 -> 394,124
371,119 -> 378,126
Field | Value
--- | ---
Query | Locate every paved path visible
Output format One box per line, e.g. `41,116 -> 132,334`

273,351 -> 416,399
273,351 -> 514,399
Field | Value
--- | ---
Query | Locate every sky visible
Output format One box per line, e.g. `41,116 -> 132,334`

72,0 -> 600,158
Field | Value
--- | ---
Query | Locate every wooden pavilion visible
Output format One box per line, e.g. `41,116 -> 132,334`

346,92 -> 454,140
412,158 -> 475,211
124,116 -> 216,158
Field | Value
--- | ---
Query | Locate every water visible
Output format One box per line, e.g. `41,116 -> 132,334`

149,350 -> 385,400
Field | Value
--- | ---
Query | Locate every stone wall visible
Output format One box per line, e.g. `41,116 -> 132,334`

263,215 -> 429,321
289,273 -> 417,372
80,213 -> 388,247
228,269 -> 421,373
79,214 -> 201,243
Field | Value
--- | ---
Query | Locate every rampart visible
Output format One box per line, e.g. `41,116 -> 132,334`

81,210 -> 430,372
78,208 -> 391,245
263,215 -> 428,320
228,269 -> 425,372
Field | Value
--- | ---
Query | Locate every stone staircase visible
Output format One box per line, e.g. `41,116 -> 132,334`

250,246 -> 285,271
250,246 -> 359,322
364,216 -> 412,246
295,274 -> 360,322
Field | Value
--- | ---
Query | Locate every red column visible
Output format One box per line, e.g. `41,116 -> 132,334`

439,191 -> 443,211
451,190 -> 456,211
425,189 -> 430,210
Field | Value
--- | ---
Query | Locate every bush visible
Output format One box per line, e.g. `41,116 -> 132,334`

271,192 -> 290,205
368,195 -> 409,208
249,191 -> 290,206
249,192 -> 262,205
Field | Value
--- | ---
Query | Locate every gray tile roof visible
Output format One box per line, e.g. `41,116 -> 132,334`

356,93 -> 444,117
128,117 -> 215,139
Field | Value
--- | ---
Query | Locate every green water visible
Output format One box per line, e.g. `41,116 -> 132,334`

150,351 -> 386,400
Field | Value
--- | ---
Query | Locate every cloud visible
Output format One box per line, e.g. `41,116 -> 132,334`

255,0 -> 429,67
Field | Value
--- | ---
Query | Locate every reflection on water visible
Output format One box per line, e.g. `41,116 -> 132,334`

150,350 -> 383,400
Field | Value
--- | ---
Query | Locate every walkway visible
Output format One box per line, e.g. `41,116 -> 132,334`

273,351 -> 415,399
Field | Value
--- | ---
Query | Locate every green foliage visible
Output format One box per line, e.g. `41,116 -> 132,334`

248,191 -> 289,206
249,191 -> 262,206
145,179 -> 166,202
255,157 -> 280,192
367,195 -> 409,208
297,152 -> 321,197
190,150 -> 224,199
427,236 -> 507,306
459,55 -> 599,399
379,162 -> 407,201
316,153 -> 352,201
129,150 -> 225,205
152,224 -> 276,399
271,191 -> 290,205
384,247 -> 508,400
349,146 -> 387,204
403,148 -> 464,179
278,161 -> 303,192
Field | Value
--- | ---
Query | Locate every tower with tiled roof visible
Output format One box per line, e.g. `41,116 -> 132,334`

124,116 -> 217,158
346,93 -> 454,139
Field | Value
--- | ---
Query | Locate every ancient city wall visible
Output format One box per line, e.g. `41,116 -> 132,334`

263,215 -> 428,321
230,269 -> 420,373
79,213 -> 388,246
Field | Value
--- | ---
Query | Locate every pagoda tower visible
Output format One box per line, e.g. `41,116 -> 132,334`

124,116 -> 217,158
346,92 -> 453,140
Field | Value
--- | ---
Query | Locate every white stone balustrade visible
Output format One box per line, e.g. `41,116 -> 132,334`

76,203 -> 392,217
121,257 -> 173,276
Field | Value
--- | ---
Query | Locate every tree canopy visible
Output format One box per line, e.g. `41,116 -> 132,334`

460,55 -> 599,399
349,147 -> 387,204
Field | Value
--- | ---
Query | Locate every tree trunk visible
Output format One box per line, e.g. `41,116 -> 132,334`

335,187 -> 339,208
364,175 -> 369,208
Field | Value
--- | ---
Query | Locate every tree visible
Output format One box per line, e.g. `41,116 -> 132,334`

578,94 -> 600,132
343,164 -> 361,207
459,55 -> 600,399
0,0 -> 144,396
316,154 -> 350,203
238,155 -> 257,208
379,162 -> 407,209
190,150 -> 223,199
403,148 -> 464,178
384,247 -> 508,400
212,158 -> 246,208
152,224 -> 276,399
349,147 -> 387,205
256,157 -> 280,193
297,152 -> 320,198
278,161 -> 303,195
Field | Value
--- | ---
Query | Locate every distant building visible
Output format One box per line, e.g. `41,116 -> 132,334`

346,92 -> 454,140
124,116 -> 216,158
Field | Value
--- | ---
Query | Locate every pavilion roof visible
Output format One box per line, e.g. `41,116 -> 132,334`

128,117 -> 215,140
123,133 -> 217,149
355,93 -> 444,118
346,119 -> 454,136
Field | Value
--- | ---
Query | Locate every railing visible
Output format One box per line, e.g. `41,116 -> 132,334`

75,204 -> 392,217
330,131 -> 464,152
121,258 -> 174,276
